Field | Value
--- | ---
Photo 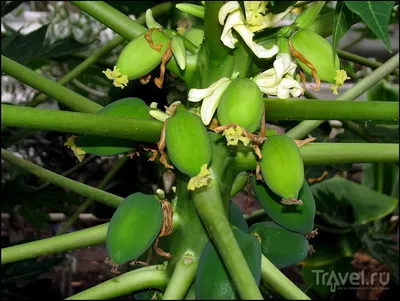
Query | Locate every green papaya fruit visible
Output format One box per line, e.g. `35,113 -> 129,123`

195,228 -> 261,299
106,192 -> 163,265
229,201 -> 249,232
251,175 -> 316,235
165,111 -> 212,177
249,221 -> 309,268
217,78 -> 264,134
260,135 -> 304,202
116,29 -> 170,80
76,97 -> 152,156
291,29 -> 340,83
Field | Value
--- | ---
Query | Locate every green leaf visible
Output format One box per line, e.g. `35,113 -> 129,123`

1,24 -> 89,67
344,1 -> 395,52
311,176 -> 398,228
302,258 -> 356,299
361,232 -> 399,283
332,1 -> 359,50
1,257 -> 64,284
249,221 -> 309,268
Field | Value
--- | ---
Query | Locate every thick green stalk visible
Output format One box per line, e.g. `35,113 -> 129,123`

1,149 -> 123,208
1,105 -> 162,144
192,181 -> 263,299
34,154 -> 97,191
1,223 -> 108,265
26,36 -> 124,108
286,53 -> 400,139
56,156 -> 129,236
235,143 -> 399,172
163,254 -> 198,300
1,56 -> 102,113
261,255 -> 310,300
337,49 -> 399,77
264,99 -> 398,121
204,1 -> 228,60
66,265 -> 168,300
71,1 -> 147,40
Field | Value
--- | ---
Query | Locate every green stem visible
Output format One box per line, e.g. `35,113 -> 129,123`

235,143 -> 399,172
192,181 -> 263,299
56,156 -> 129,236
34,154 -> 97,191
1,105 -> 163,144
342,120 -> 380,143
261,255 -> 310,300
163,254 -> 198,300
264,99 -> 398,121
70,1 -> 147,40
1,56 -> 102,113
1,149 -> 123,208
286,53 -> 400,139
204,1 -> 228,60
66,265 -> 168,300
1,223 -> 108,265
337,49 -> 400,77
26,35 -> 124,108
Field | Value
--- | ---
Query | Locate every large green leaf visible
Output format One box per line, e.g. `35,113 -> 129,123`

361,232 -> 399,283
249,221 -> 309,269
311,176 -> 398,228
1,24 -> 89,68
332,1 -> 359,50
344,1 -> 395,52
302,258 -> 356,299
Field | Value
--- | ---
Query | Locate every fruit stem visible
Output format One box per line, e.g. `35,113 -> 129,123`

192,181 -> 263,300
66,265 -> 168,300
163,253 -> 198,299
261,255 -> 310,300
286,52 -> 400,139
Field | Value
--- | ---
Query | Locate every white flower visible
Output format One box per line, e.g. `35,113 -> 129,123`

188,77 -> 232,125
252,53 -> 303,99
219,1 -> 279,58
244,1 -> 293,32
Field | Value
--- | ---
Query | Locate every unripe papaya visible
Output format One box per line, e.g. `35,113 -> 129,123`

229,201 -> 249,232
76,98 -> 152,156
251,175 -> 316,235
217,78 -> 264,134
165,111 -> 212,177
184,27 -> 204,47
106,192 -> 163,265
249,221 -> 309,268
260,135 -> 304,202
195,227 -> 261,299
291,29 -> 340,83
116,29 -> 170,80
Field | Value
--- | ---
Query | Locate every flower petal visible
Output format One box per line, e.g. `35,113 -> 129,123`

219,1 -> 241,25
252,68 -> 276,88
220,10 -> 243,48
188,78 -> 230,102
233,24 -> 279,58
201,80 -> 232,125
276,78 -> 303,99
273,53 -> 293,84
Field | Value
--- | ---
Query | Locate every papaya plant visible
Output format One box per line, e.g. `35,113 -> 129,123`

1,1 -> 399,300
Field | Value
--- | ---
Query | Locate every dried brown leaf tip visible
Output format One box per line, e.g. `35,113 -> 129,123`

308,171 -> 328,184
145,28 -> 163,52
289,39 -> 321,91
140,73 -> 152,85
305,228 -> 319,240
294,137 -> 316,148
154,40 -> 173,89
104,257 -> 120,275
157,120 -> 174,170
